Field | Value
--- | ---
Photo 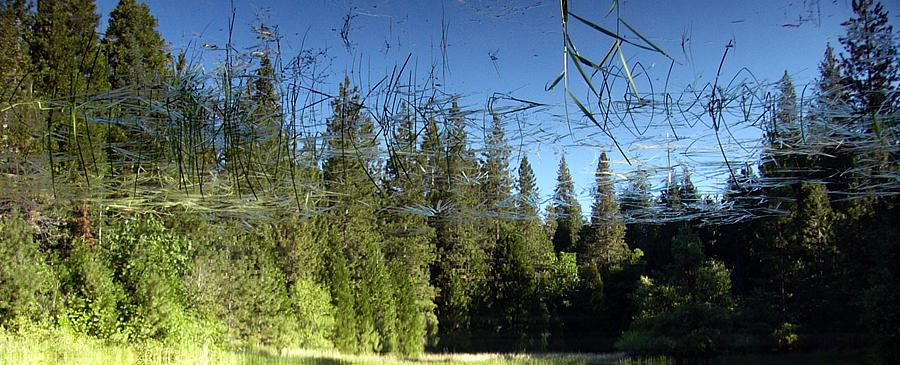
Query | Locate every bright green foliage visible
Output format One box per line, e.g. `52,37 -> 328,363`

551,156 -> 582,252
59,239 -> 123,340
0,212 -> 58,329
105,216 -> 191,342
269,217 -> 334,349
102,0 -> 167,89
184,235 -> 296,347
322,237 -> 357,352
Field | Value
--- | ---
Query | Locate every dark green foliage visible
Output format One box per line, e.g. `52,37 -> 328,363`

29,0 -> 110,183
481,113 -> 513,213
0,0 -> 29,99
102,0 -> 167,89
580,152 -> 629,271
839,0 -> 898,116
617,226 -> 737,356
551,156 -> 582,252
381,106 -> 437,354
422,101 -> 488,351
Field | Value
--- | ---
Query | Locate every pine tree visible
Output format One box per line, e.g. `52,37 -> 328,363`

481,112 -> 513,214
102,0 -> 167,89
0,0 -> 33,161
29,0 -> 110,183
248,54 -> 287,189
580,152 -> 629,271
30,0 -> 108,97
380,105 -> 437,354
0,0 -> 28,96
815,44 -> 849,127
516,156 -> 538,218
813,44 -> 855,186
839,0 -> 898,117
320,77 -> 397,353
837,3 -> 900,355
621,167 -> 656,260
762,71 -> 806,181
552,156 -> 582,252
101,0 -> 171,179
422,100 -> 487,351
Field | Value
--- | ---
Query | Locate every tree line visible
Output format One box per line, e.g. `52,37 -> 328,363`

0,0 -> 897,360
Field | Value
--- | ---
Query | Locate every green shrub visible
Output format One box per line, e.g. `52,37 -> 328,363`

184,234 -> 297,348
58,238 -> 123,340
0,212 -> 58,329
106,216 -> 192,342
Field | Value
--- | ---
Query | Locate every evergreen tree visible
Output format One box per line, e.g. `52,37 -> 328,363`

0,0 -> 34,161
422,100 -> 487,351
621,167 -> 657,267
102,0 -> 170,178
102,0 -> 167,90
30,0 -> 107,96
321,77 -> 396,353
617,226 -> 736,356
29,0 -> 110,183
813,44 -> 855,186
481,112 -> 513,215
580,152 -> 629,271
0,0 -> 28,97
516,156 -> 539,218
761,71 -> 806,181
551,156 -> 582,252
839,0 -> 898,117
248,54 -> 287,189
380,105 -> 437,354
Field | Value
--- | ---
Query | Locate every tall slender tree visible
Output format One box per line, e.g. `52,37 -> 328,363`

580,152 -> 628,271
30,0 -> 110,183
423,100 -> 487,351
552,156 -> 582,253
380,105 -> 437,354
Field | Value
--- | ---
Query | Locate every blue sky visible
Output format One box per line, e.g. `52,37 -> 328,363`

96,0 -> 900,209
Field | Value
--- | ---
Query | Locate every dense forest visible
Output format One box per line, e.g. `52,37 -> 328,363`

0,0 -> 898,362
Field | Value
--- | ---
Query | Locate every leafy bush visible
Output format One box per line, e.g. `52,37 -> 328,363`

184,233 -> 297,348
106,216 -> 192,342
0,212 -> 58,329
58,238 -> 123,340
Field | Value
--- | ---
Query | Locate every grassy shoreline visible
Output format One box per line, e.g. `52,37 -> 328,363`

1,329 -> 869,365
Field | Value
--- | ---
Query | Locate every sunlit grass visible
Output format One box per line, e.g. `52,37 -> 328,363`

0,328 -> 625,365
0,329 -> 862,365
